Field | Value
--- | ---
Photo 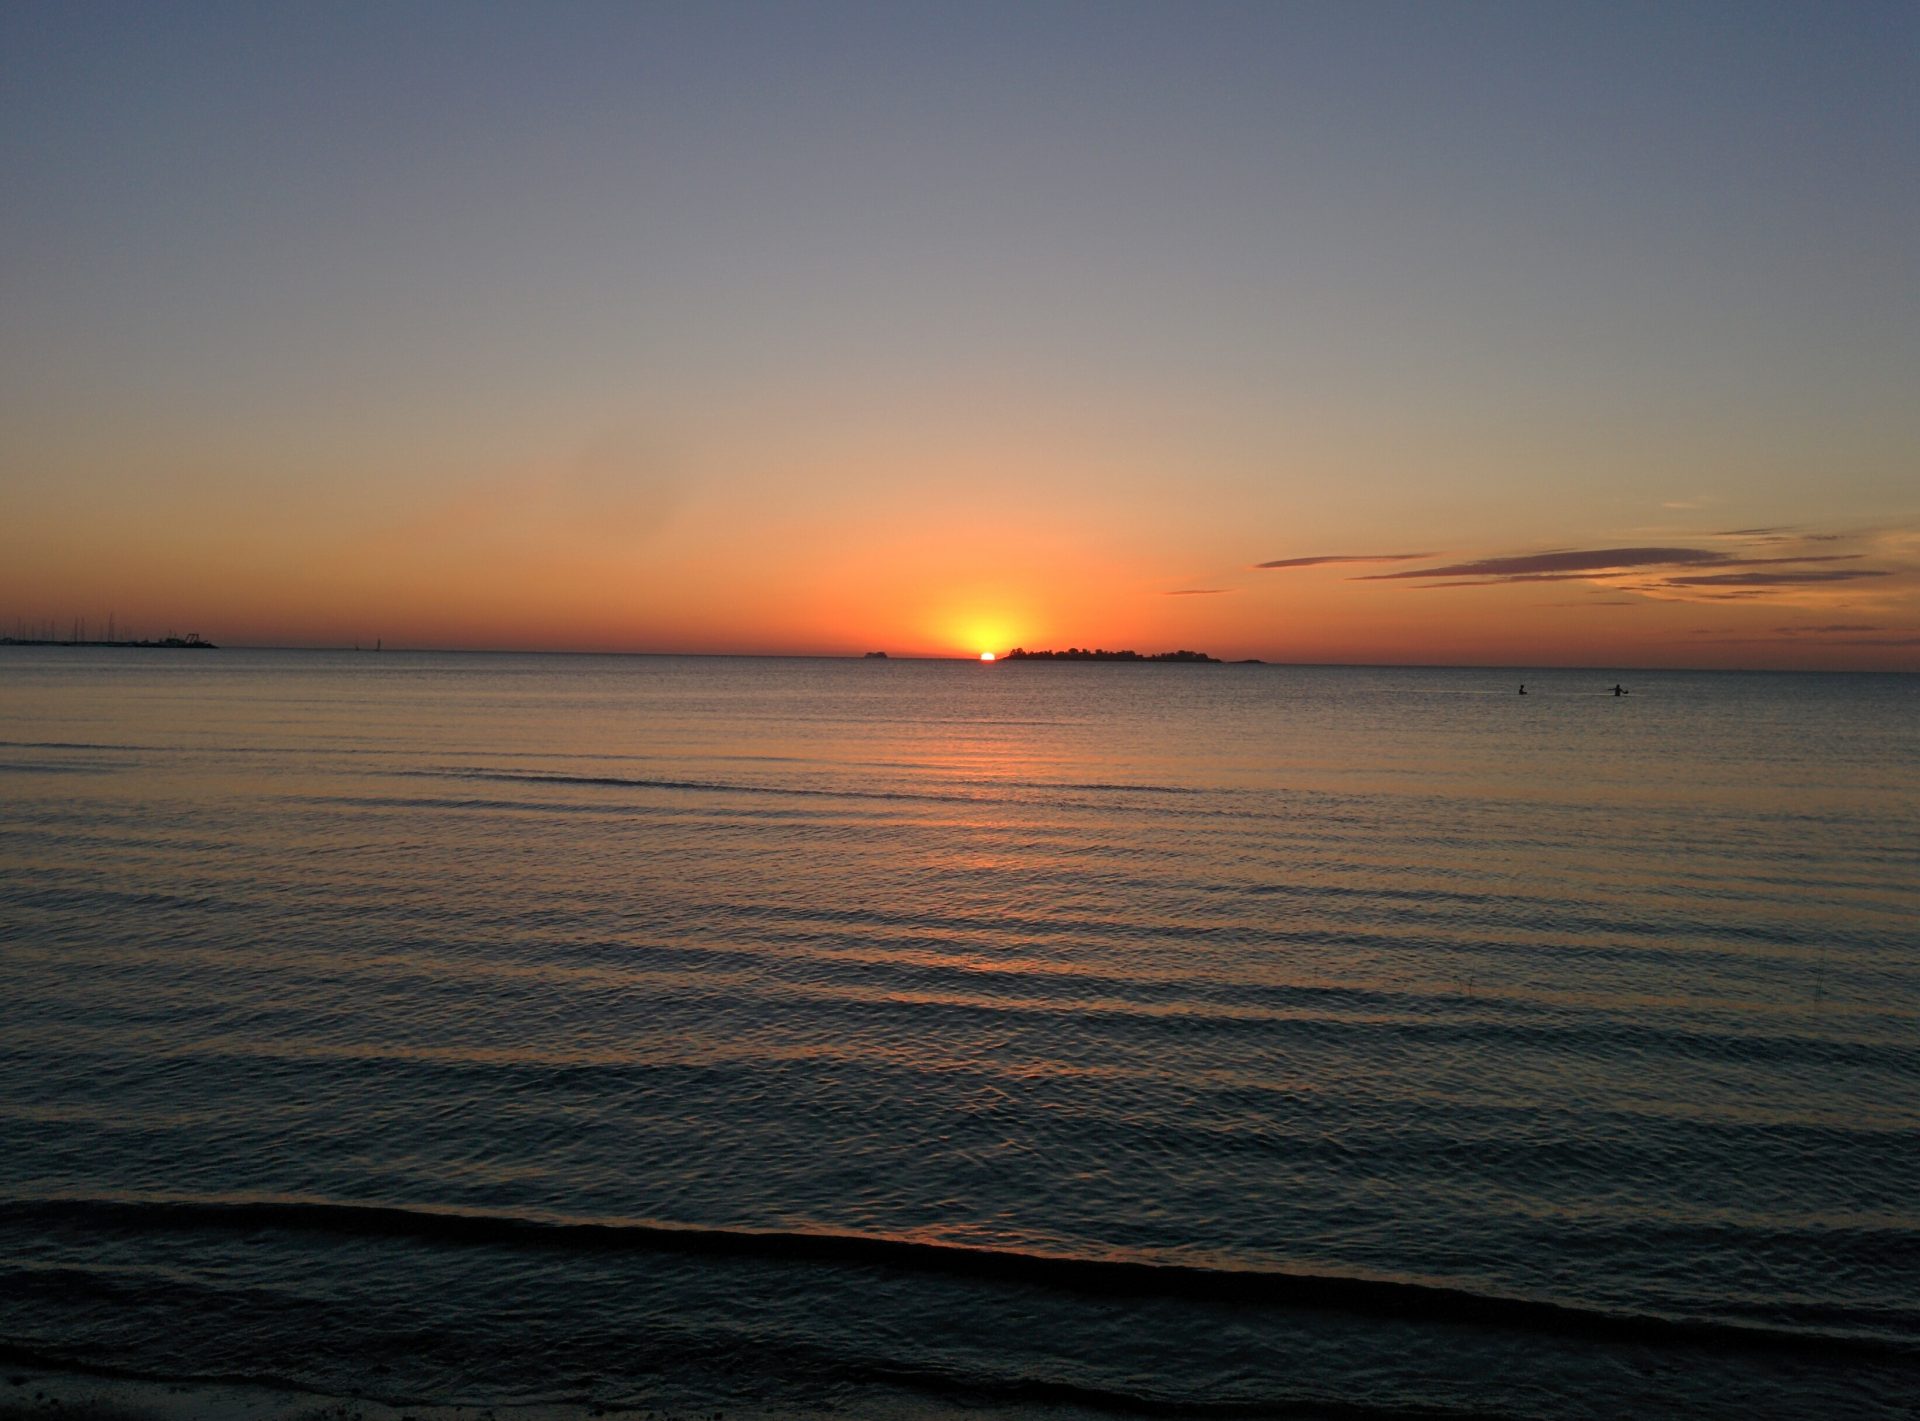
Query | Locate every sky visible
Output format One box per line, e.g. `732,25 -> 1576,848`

2,0 -> 1915,668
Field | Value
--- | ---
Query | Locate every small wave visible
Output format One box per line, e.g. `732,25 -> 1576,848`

413,767 -> 980,805
6,1195 -> 1908,1361
0,740 -> 151,752
410,767 -> 1204,807
1043,780 -> 1203,795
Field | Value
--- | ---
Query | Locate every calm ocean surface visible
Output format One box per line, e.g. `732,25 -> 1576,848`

1,649 -> 1915,1419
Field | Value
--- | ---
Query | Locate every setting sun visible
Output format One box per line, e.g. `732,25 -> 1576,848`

979,652 -> 996,661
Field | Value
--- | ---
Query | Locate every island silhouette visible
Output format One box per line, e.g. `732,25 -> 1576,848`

1002,647 -> 1219,662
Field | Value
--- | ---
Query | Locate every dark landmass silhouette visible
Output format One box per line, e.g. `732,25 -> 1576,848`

0,634 -> 217,649
863,650 -> 889,658
1003,647 -> 1220,663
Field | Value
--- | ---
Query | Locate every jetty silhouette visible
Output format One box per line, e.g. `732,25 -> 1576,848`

0,632 -> 216,649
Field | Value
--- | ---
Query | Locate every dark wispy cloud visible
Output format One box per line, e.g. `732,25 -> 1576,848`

1408,573 -> 1609,588
1357,547 -> 1724,581
1705,524 -> 1846,542
1663,569 -> 1889,587
1688,633 -> 1920,647
1260,526 -> 1911,611
1255,552 -> 1433,570
1165,588 -> 1232,596
1777,624 -> 1884,635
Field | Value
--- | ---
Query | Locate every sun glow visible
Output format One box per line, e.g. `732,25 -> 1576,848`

930,604 -> 1029,662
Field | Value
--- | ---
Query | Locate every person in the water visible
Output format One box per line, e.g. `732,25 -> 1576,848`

1519,684 -> 1526,694
1612,684 -> 1627,696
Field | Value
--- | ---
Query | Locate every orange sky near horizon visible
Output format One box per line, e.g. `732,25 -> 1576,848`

7,474 -> 1916,669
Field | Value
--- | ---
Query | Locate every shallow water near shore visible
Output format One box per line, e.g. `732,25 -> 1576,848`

2,649 -> 1916,1419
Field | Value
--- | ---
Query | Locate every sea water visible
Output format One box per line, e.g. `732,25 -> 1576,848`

1,649 -> 1915,1419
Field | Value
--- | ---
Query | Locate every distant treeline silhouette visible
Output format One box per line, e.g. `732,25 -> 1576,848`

1003,647 -> 1219,663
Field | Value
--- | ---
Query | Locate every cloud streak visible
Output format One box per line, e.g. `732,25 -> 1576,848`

1339,534 -> 1903,600
1255,552 -> 1433,570
1408,573 -> 1611,588
1357,547 -> 1725,581
1244,526 -> 1914,642
1662,570 -> 1889,587
1687,634 -> 1920,647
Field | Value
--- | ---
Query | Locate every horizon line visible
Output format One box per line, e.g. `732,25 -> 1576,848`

16,642 -> 1908,676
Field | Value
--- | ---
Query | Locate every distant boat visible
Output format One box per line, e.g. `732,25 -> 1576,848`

863,651 -> 889,658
